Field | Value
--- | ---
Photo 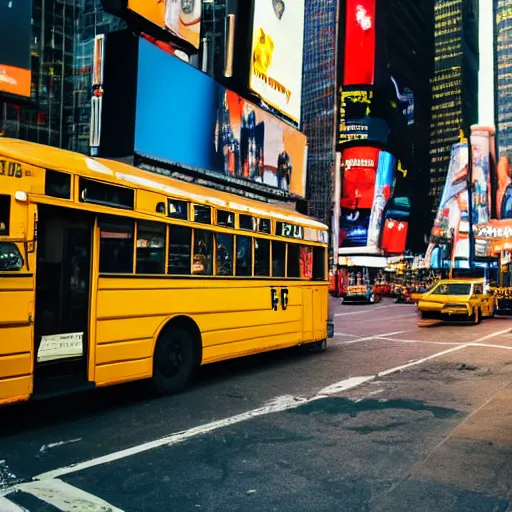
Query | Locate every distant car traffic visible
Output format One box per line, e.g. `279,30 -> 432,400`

416,278 -> 495,326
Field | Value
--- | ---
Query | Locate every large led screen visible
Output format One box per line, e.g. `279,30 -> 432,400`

249,0 -> 305,123
128,0 -> 201,49
339,146 -> 395,254
0,0 -> 32,97
343,0 -> 376,86
428,142 -> 469,267
135,38 -> 307,197
471,127 -> 492,225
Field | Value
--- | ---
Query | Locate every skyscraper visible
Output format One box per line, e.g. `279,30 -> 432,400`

429,0 -> 479,215
495,0 -> 512,159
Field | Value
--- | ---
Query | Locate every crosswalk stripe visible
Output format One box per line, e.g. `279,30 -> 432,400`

15,479 -> 123,512
0,496 -> 28,511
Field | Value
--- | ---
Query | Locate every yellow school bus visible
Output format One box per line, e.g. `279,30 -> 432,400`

0,138 -> 330,406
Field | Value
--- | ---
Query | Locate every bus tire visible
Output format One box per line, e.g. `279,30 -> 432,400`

150,326 -> 197,395
306,339 -> 327,353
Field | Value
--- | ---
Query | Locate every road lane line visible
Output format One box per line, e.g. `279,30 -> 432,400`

16,478 -> 124,511
0,497 -> 28,511
20,326 -> 512,487
317,376 -> 374,395
376,336 -> 512,351
472,327 -> 512,343
334,305 -> 392,317
34,395 -> 322,481
334,331 -> 408,345
333,333 -> 359,337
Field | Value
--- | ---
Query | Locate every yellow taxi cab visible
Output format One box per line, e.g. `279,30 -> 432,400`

416,278 -> 495,326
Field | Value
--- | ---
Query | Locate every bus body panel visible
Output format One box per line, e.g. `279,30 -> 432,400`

0,274 -> 34,402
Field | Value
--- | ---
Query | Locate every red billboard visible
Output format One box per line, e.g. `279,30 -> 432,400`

340,146 -> 380,209
343,0 -> 376,86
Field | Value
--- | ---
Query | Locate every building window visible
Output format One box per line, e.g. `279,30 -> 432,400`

217,210 -> 234,227
194,205 -> 212,224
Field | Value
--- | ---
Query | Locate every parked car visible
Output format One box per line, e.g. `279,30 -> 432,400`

417,278 -> 494,326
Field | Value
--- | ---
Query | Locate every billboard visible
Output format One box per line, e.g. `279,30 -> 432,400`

135,38 -> 306,196
249,0 -> 305,123
127,0 -> 201,49
0,0 -> 32,97
470,126 -> 492,225
339,146 -> 396,254
343,0 -> 376,86
428,143 -> 469,267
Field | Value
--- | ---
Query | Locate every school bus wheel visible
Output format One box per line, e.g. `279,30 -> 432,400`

150,323 -> 200,395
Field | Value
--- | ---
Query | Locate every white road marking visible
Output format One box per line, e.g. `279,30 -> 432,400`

1,324 -> 510,507
40,438 -> 82,453
334,305 -> 392,317
334,331 -> 408,345
0,497 -> 28,511
333,332 -> 359,337
16,479 -> 123,512
35,394 -> 320,481
376,336 -> 512,351
317,376 -> 374,396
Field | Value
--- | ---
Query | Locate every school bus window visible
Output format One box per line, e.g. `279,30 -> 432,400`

45,170 -> 71,199
272,241 -> 286,278
136,222 -> 166,274
0,242 -> 23,271
300,246 -> 313,279
240,214 -> 256,231
193,230 -> 213,275
194,205 -> 211,224
217,210 -> 234,228
99,218 -> 134,273
313,246 -> 326,280
80,178 -> 134,210
216,233 -> 233,276
168,225 -> 192,275
258,218 -> 271,234
168,199 -> 188,220
236,236 -> 252,276
254,238 -> 270,276
287,243 -> 300,278
0,195 -> 10,235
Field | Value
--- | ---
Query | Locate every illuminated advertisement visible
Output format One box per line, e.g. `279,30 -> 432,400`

135,38 -> 306,196
0,0 -> 32,97
127,0 -> 201,49
470,126 -> 492,225
337,88 -> 388,146
343,0 -> 376,86
497,156 -> 512,219
339,146 -> 396,254
249,0 -> 305,123
428,142 -> 469,267
381,197 -> 411,255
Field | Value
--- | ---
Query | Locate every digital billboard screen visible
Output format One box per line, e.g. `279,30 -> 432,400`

339,146 -> 396,254
128,0 -> 201,49
343,0 -> 376,86
0,0 -> 32,97
249,0 -> 304,123
135,38 -> 307,197
428,142 -> 469,266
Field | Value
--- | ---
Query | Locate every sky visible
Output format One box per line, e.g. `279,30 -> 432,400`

478,0 -> 494,125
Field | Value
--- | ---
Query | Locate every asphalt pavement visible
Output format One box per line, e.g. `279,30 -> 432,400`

1,298 -> 512,511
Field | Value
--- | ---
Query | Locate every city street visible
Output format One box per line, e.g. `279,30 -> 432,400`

1,299 -> 512,511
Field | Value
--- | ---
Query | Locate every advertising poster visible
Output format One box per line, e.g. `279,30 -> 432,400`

496,155 -> 512,219
128,0 -> 201,49
339,146 -> 395,254
343,0 -> 376,86
470,126 -> 492,225
135,38 -> 306,196
249,0 -> 305,123
381,196 -> 411,254
0,0 -> 32,97
427,142 -> 469,267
